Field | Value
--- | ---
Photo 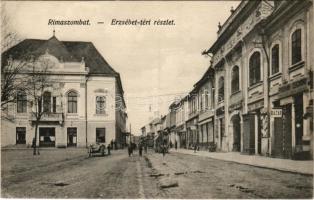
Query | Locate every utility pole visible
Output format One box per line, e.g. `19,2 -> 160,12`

129,124 -> 132,144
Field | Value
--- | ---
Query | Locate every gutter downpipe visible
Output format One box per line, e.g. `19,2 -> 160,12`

85,75 -> 89,148
261,25 -> 271,157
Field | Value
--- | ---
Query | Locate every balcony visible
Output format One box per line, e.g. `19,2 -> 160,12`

30,112 -> 64,124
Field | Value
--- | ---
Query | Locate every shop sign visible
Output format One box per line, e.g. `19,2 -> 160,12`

216,106 -> 225,116
278,77 -> 308,98
271,109 -> 282,117
228,101 -> 242,113
248,100 -> 264,112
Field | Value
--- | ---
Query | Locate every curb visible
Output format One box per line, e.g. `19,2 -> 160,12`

172,150 -> 313,176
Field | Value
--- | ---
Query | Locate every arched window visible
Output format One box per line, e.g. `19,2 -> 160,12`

249,51 -> 261,86
17,91 -> 27,113
96,96 -> 106,114
43,92 -> 51,112
231,66 -> 240,93
67,91 -> 77,113
271,44 -> 280,75
291,29 -> 302,65
218,77 -> 224,102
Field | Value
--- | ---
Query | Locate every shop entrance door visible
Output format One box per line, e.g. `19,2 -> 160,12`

242,114 -> 255,154
273,105 -> 292,158
294,95 -> 304,151
39,128 -> 55,147
67,128 -> 77,147
231,114 -> 241,152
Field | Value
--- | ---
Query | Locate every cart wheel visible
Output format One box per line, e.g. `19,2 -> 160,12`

88,147 -> 92,157
101,146 -> 105,156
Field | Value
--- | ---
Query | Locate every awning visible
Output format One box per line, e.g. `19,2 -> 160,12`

198,117 -> 213,125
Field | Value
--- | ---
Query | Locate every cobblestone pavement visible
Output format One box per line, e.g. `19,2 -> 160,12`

146,150 -> 313,199
1,148 -> 313,198
1,148 -> 162,198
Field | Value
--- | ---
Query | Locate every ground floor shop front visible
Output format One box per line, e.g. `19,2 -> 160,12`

1,119 -> 118,148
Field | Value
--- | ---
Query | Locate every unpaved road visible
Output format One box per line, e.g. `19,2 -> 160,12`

1,148 -> 313,198
1,149 -> 161,198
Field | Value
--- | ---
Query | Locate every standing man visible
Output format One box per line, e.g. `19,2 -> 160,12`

128,143 -> 132,157
139,144 -> 143,157
175,140 -> 177,150
162,144 -> 166,164
111,140 -> 114,150
144,144 -> 148,154
107,144 -> 111,155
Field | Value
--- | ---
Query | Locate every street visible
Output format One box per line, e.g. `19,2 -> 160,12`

1,148 -> 313,198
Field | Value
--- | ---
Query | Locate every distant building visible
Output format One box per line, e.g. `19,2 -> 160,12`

1,35 -> 127,148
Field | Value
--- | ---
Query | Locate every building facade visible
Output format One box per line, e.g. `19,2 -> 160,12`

139,0 -> 313,160
206,0 -> 313,158
1,35 -> 127,148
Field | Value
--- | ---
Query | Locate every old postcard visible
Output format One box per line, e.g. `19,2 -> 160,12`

1,0 -> 313,199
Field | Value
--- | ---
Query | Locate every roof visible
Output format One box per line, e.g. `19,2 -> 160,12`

1,36 -> 118,76
2,35 -> 126,108
150,118 -> 161,125
194,66 -> 215,89
207,1 -> 260,54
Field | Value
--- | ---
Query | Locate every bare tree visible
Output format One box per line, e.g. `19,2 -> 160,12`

25,58 -> 53,155
1,2 -> 21,52
1,2 -> 26,112
1,58 -> 28,111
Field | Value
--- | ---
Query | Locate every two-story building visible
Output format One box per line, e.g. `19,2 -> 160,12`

1,35 -> 127,148
195,67 -> 216,150
205,0 -> 313,159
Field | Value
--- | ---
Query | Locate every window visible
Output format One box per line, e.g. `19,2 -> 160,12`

17,91 -> 27,113
200,90 -> 204,111
43,92 -> 51,112
68,91 -> 77,113
220,118 -> 225,137
249,51 -> 261,86
291,29 -> 302,65
218,77 -> 224,102
96,128 -> 106,143
205,89 -> 209,108
231,66 -> 240,93
16,127 -> 26,144
96,96 -> 106,114
53,97 -> 56,113
271,44 -> 280,75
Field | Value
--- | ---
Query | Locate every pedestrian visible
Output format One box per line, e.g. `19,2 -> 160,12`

162,144 -> 166,164
111,140 -> 114,150
107,144 -> 111,155
194,144 -> 197,153
175,140 -> 177,150
131,143 -> 134,156
144,144 -> 148,154
128,144 -> 132,157
139,144 -> 143,157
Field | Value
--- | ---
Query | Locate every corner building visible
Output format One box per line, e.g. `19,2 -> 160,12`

1,35 -> 127,148
206,0 -> 313,159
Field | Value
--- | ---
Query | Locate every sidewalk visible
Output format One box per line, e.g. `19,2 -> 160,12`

170,148 -> 313,175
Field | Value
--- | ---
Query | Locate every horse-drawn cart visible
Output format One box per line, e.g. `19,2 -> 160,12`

88,143 -> 106,157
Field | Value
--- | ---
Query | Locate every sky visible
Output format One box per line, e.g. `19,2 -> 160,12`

2,1 -> 240,135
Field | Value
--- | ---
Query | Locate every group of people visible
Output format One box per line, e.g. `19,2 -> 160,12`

127,142 -> 148,157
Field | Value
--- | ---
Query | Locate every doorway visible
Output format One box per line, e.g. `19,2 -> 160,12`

16,127 -> 26,144
294,94 -> 304,151
67,128 -> 77,147
231,114 -> 241,152
39,128 -> 55,147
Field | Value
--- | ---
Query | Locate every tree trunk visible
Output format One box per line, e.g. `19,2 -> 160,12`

33,121 -> 39,155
